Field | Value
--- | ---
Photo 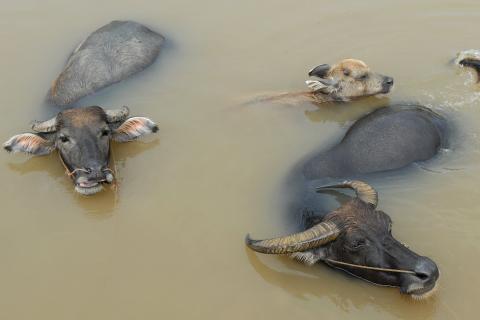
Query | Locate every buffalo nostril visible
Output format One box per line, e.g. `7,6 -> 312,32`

414,257 -> 439,282
384,77 -> 394,86
415,272 -> 429,281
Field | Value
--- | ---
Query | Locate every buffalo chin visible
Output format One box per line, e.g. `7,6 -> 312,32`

75,183 -> 104,196
380,86 -> 393,94
403,280 -> 439,301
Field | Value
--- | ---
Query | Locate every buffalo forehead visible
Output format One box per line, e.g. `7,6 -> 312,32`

328,201 -> 390,233
330,59 -> 370,77
60,108 -> 105,128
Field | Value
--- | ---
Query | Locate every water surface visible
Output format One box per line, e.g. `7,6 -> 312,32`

0,1 -> 479,319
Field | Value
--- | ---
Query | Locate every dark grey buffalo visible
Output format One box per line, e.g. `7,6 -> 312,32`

48,21 -> 164,106
4,106 -> 158,195
247,105 -> 447,299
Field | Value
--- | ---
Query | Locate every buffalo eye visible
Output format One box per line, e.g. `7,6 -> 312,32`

101,129 -> 110,137
358,74 -> 369,80
348,239 -> 366,250
59,135 -> 69,143
343,69 -> 351,76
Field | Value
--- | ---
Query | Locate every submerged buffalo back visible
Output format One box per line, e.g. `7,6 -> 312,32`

302,105 -> 447,180
49,20 -> 164,106
283,105 -> 448,227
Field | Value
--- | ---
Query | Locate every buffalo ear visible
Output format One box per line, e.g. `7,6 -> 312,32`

308,64 -> 331,78
307,64 -> 338,95
3,133 -> 55,155
112,117 -> 159,142
306,78 -> 338,94
290,247 -> 328,266
459,58 -> 480,80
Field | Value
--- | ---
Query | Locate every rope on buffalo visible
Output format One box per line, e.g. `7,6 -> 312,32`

109,143 -> 119,195
324,259 -> 416,274
57,149 -> 118,197
58,152 -> 88,178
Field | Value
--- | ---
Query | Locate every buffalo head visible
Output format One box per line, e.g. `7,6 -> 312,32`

4,106 -> 158,195
306,59 -> 394,101
246,181 -> 439,299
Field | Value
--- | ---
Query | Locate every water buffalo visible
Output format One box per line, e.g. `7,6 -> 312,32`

246,104 -> 447,299
3,106 -> 158,195
254,58 -> 394,104
455,49 -> 480,81
48,20 -> 164,106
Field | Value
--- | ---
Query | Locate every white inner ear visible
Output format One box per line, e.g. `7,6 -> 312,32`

306,80 -> 329,91
3,133 -> 55,155
113,117 -> 158,142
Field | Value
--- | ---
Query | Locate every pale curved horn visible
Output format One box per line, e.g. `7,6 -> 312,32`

245,221 -> 340,254
31,116 -> 58,133
105,106 -> 130,123
317,180 -> 378,208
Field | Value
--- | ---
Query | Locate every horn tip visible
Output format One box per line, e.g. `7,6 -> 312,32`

245,233 -> 254,245
245,234 -> 261,250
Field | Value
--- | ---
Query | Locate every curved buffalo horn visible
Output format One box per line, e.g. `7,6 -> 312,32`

317,180 -> 378,208
105,106 -> 130,123
31,116 -> 58,133
245,221 -> 340,254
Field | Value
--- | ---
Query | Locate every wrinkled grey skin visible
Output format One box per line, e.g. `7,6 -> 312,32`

4,106 -> 158,195
259,105 -> 446,297
290,193 -> 439,299
49,21 -> 164,106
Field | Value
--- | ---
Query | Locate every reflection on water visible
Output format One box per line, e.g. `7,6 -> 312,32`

6,140 -> 159,215
246,248 -> 438,318
304,97 -> 392,124
0,0 -> 479,319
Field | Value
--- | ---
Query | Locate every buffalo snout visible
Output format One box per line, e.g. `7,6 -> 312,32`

381,76 -> 394,93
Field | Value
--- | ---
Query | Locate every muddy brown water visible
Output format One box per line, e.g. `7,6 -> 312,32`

0,0 -> 479,319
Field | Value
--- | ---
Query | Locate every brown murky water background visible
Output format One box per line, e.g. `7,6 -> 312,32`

1,0 -> 479,319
